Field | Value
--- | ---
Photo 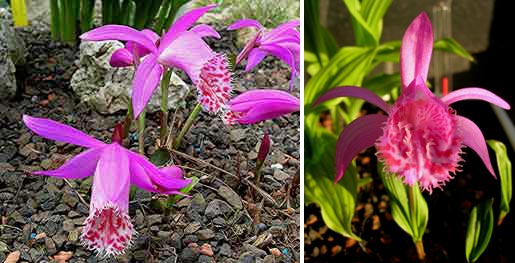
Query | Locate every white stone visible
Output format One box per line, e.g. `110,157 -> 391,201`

70,40 -> 190,114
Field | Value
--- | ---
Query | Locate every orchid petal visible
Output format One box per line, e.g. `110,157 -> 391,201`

228,89 -> 299,124
159,4 -> 217,52
23,115 -> 105,148
80,25 -> 157,54
237,101 -> 299,124
131,55 -> 163,118
258,43 -> 297,91
158,31 -> 214,83
441,88 -> 511,109
335,114 -> 387,182
160,166 -> 184,179
227,18 -> 263,30
235,33 -> 260,66
313,86 -> 391,114
129,164 -> 184,194
264,20 -> 300,41
91,144 -> 130,210
245,48 -> 267,72
259,44 -> 296,74
33,147 -> 104,179
127,150 -> 191,191
191,24 -> 221,39
400,12 -> 433,89
229,89 -> 298,107
141,29 -> 159,42
109,48 -> 134,67
455,116 -> 496,178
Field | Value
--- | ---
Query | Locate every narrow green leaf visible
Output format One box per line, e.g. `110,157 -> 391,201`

486,140 -> 512,225
343,0 -> 377,46
133,0 -> 151,29
120,0 -> 136,26
304,0 -> 338,76
378,163 -> 428,242
80,0 -> 95,33
465,199 -> 494,263
102,0 -> 113,25
167,176 -> 199,207
144,0 -> 163,29
305,157 -> 361,240
360,0 -> 392,42
50,0 -> 61,40
434,37 -> 475,62
304,114 -> 361,241
304,46 -> 376,106
155,0 -> 171,33
374,40 -> 401,63
363,73 -> 400,101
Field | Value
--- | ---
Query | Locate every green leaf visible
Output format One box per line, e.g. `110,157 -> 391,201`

304,46 -> 376,106
374,40 -> 401,63
149,148 -> 171,166
304,113 -> 361,241
363,73 -> 400,101
305,130 -> 361,241
167,176 -> 199,207
378,163 -> 428,242
343,0 -> 391,46
486,140 -> 512,225
434,37 -> 475,62
304,0 -> 338,76
465,199 -> 494,263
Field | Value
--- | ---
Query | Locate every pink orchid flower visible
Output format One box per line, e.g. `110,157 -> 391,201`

23,115 -> 191,256
224,89 -> 300,125
80,4 -> 232,118
313,12 -> 510,193
227,19 -> 300,91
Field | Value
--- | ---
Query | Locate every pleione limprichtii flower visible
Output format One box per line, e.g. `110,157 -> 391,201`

23,115 -> 191,256
313,12 -> 510,193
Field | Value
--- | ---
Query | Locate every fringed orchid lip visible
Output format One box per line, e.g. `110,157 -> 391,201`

313,12 -> 510,193
22,115 -> 191,255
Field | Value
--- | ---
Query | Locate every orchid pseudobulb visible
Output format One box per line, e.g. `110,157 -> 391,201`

313,12 -> 510,192
23,115 -> 190,256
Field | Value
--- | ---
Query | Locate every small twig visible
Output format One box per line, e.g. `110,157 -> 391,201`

286,169 -> 300,210
196,182 -> 217,192
0,224 -> 23,232
170,149 -> 279,207
63,178 -> 89,207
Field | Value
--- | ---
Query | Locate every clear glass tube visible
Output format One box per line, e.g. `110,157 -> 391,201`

432,0 -> 453,96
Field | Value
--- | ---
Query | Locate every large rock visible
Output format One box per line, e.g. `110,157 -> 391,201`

70,40 -> 190,114
0,8 -> 26,100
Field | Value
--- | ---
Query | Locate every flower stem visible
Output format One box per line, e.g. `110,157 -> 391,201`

137,110 -> 146,154
123,101 -> 133,140
159,68 -> 172,146
254,161 -> 264,187
173,103 -> 202,149
409,185 -> 426,260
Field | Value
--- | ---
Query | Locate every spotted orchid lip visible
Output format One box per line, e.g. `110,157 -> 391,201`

22,115 -> 192,255
81,205 -> 134,257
